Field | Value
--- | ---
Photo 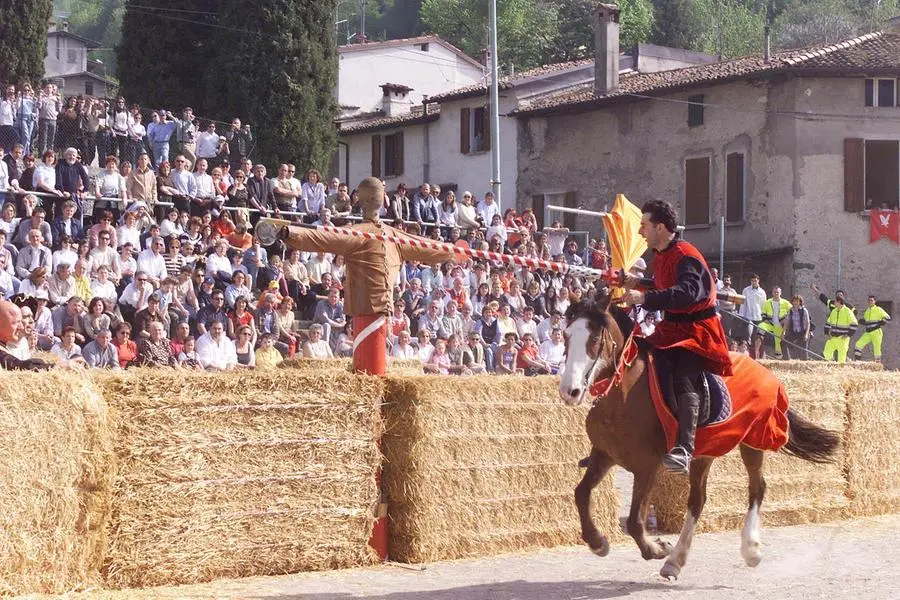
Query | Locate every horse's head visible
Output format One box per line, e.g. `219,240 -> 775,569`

559,292 -> 631,406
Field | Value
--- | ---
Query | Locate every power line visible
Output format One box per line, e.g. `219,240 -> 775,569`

128,7 -> 260,36
126,4 -> 221,17
624,92 -> 900,123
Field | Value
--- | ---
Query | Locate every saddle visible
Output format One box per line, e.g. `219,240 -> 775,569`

644,343 -> 732,427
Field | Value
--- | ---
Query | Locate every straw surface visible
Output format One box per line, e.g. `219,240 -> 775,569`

650,369 -> 850,533
280,357 -> 424,376
383,375 -> 622,563
0,372 -> 114,596
94,369 -> 383,588
843,372 -> 900,517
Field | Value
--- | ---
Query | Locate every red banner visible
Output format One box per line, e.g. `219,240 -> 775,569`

870,209 -> 900,244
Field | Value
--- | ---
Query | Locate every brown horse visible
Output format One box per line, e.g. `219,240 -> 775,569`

558,295 -> 840,579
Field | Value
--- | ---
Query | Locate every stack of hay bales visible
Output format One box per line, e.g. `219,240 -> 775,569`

650,364 -> 851,533
843,371 -> 900,516
95,369 -> 383,588
382,375 -> 622,562
280,357 -> 424,376
0,372 -> 114,595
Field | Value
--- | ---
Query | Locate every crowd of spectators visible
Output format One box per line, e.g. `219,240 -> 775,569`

1,88 -> 614,374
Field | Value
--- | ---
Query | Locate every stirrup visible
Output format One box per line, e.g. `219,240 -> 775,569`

663,446 -> 692,475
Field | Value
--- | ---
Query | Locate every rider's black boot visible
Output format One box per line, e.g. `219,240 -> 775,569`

663,392 -> 700,475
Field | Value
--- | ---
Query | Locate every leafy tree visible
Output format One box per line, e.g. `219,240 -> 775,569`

117,1 -> 216,111
210,0 -> 339,173
689,0 -> 768,57
547,0 -> 655,62
54,0 -> 125,74
650,0 -> 707,49
420,0 -> 559,71
775,0 -> 859,47
0,0 -> 53,84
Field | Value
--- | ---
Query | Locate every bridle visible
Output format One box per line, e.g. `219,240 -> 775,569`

571,325 -> 618,406
577,312 -> 640,404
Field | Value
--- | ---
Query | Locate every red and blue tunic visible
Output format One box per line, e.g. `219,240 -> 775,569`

641,239 -> 733,377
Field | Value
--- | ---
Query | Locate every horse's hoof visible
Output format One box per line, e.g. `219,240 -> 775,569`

660,561 -> 681,580
655,538 -> 673,556
589,538 -> 610,557
742,543 -> 762,567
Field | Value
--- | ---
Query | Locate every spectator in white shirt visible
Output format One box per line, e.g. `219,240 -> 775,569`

476,191 -> 498,226
391,330 -> 416,359
117,243 -> 137,288
739,273 -> 767,347
136,237 -> 167,287
119,270 -> 153,322
516,306 -> 538,339
52,234 -> 78,271
538,327 -> 566,374
206,240 -> 233,285
195,320 -> 238,371
89,229 -> 119,280
116,211 -> 141,249
192,158 -> 216,215
195,121 -> 221,163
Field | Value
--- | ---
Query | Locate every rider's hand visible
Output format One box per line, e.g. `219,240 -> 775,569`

622,272 -> 641,289
623,289 -> 644,306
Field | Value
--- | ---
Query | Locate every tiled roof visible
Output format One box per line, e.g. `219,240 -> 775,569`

338,104 -> 441,135
338,34 -> 483,69
429,58 -> 594,102
516,31 -> 900,116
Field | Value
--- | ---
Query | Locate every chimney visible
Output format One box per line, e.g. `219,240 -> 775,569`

594,3 -> 620,96
380,83 -> 413,117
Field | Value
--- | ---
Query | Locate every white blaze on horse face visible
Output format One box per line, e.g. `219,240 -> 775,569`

559,318 -> 605,406
741,504 -> 762,567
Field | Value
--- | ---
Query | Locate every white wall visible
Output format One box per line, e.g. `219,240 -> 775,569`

426,95 -> 519,209
338,43 -> 483,113
44,35 -> 88,78
342,125 -> 428,191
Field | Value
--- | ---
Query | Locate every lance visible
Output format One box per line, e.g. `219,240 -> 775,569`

256,218 -> 620,282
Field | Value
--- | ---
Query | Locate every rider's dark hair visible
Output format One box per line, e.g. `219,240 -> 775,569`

641,200 -> 677,233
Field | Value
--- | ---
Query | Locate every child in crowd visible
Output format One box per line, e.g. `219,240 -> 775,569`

255,334 -> 284,370
177,336 -> 202,369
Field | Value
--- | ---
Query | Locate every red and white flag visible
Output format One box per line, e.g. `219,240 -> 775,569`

869,209 -> 900,244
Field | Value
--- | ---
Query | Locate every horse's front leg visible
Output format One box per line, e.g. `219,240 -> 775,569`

575,448 -> 615,556
660,456 -> 714,580
626,466 -> 671,560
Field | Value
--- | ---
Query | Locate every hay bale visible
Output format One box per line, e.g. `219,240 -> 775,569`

383,375 -> 622,563
650,369 -> 850,533
280,357 -> 424,376
843,372 -> 900,516
94,369 -> 383,588
758,359 -> 884,372
0,372 -> 114,596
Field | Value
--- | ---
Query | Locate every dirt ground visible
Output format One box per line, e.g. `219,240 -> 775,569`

38,514 -> 900,600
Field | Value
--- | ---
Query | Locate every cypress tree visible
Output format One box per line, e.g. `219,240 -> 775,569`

116,0 -> 215,111
0,0 -> 53,84
210,0 -> 339,172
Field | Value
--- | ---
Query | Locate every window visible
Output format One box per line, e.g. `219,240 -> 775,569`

684,157 -> 711,226
687,94 -> 705,127
725,152 -> 745,222
864,78 -> 897,107
844,138 -> 900,211
84,81 -> 94,96
460,106 -> 491,154
370,131 -> 404,178
68,48 -> 78,64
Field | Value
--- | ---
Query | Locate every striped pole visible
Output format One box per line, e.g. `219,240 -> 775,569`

257,219 -> 616,282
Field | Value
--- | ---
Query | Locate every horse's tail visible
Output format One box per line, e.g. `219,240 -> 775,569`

781,408 -> 840,464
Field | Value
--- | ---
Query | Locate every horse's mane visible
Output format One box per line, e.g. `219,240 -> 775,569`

566,298 -> 634,337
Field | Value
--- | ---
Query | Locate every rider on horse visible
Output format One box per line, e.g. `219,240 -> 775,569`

622,200 -> 732,474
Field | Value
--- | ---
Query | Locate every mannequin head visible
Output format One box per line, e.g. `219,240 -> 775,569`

357,177 -> 384,220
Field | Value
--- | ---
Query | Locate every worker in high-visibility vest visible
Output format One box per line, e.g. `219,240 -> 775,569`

756,286 -> 792,359
853,295 -> 892,362
823,296 -> 858,363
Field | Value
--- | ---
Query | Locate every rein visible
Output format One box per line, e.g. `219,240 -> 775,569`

587,325 -> 640,401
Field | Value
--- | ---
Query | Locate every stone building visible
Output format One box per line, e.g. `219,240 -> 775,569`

514,6 -> 900,366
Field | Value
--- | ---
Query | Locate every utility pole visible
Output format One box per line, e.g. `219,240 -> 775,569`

488,0 -> 502,211
359,0 -> 367,41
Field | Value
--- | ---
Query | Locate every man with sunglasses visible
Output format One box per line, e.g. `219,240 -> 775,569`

119,270 -> 153,324
196,121 -> 220,166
